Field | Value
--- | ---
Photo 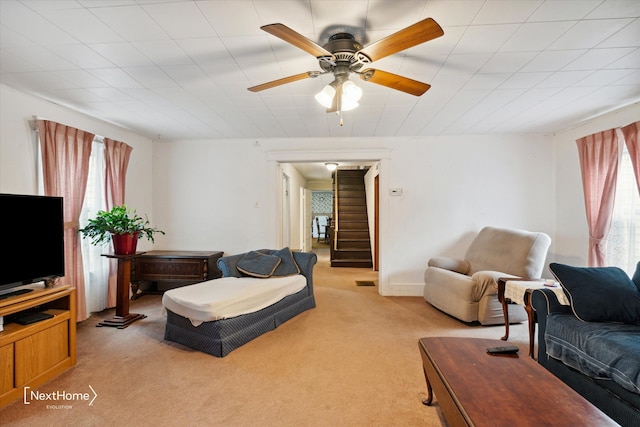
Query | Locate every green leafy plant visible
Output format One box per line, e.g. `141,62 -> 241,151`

79,205 -> 165,246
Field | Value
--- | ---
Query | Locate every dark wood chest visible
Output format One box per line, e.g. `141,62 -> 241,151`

130,250 -> 223,299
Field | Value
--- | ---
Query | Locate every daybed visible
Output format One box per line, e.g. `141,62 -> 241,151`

163,248 -> 317,357
424,226 -> 551,325
531,262 -> 640,426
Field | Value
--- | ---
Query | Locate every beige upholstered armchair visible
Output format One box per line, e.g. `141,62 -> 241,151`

423,226 -> 551,325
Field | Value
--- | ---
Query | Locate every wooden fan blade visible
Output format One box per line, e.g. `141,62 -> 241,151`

357,18 -> 444,62
360,69 -> 431,96
247,72 -> 313,92
261,23 -> 334,59
326,85 -> 342,113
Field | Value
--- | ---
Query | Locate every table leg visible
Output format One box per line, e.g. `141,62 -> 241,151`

498,279 -> 509,340
524,291 -> 536,359
501,302 -> 510,341
421,366 -> 434,406
419,341 -> 434,406
115,258 -> 131,317
98,254 -> 146,328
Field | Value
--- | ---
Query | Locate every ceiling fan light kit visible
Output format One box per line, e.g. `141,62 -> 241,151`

315,80 -> 361,111
340,81 -> 363,109
248,18 -> 444,126
314,82 -> 337,108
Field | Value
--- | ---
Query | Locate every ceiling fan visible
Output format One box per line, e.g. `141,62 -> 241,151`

248,18 -> 444,124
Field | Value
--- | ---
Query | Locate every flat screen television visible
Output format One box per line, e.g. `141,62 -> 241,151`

0,193 -> 65,293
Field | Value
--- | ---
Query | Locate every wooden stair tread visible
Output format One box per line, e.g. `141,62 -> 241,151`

331,260 -> 373,268
334,248 -> 370,252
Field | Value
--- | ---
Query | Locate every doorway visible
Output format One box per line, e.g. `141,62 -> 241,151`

311,190 -> 332,250
279,161 -> 381,275
266,151 -> 390,294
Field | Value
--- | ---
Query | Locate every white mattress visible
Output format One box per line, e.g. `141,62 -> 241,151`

162,275 -> 307,326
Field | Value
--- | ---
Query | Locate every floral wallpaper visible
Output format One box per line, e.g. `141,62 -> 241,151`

312,191 -> 333,216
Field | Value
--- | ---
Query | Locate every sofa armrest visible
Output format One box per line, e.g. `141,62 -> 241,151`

217,253 -> 245,277
428,257 -> 470,275
293,251 -> 318,295
531,288 -> 572,362
531,288 -> 569,315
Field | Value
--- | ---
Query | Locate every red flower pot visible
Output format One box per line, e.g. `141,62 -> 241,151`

111,232 -> 139,255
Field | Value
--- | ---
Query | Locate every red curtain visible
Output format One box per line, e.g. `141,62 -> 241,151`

103,138 -> 133,307
37,120 -> 94,321
622,121 -> 640,194
576,129 -> 620,267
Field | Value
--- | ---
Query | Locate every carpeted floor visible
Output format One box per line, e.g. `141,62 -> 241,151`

0,249 -> 529,426
312,240 -> 330,250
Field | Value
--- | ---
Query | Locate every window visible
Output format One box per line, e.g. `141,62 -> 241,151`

606,144 -> 640,275
79,138 -> 110,313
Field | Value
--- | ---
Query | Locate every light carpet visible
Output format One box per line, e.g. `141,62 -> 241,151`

0,249 -> 529,426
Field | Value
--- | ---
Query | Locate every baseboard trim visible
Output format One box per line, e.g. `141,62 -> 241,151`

382,282 -> 424,297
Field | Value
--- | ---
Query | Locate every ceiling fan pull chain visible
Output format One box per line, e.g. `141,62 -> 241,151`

339,110 -> 344,126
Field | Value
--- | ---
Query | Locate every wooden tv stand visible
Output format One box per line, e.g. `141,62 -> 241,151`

0,285 -> 77,407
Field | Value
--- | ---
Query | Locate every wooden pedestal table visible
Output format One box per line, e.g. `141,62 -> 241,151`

98,252 -> 147,329
497,277 -> 539,357
419,337 -> 617,427
497,278 -> 569,358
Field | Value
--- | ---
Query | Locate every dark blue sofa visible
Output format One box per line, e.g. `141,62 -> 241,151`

532,287 -> 640,426
164,250 -> 317,357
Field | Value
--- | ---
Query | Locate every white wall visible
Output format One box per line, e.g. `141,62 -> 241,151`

383,134 -> 556,292
306,179 -> 332,191
552,102 -> 640,267
151,139 -> 267,253
152,134 -> 557,295
0,84 -> 156,250
5,82 -> 637,296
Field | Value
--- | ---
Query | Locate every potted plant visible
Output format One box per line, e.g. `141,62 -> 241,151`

79,205 -> 165,255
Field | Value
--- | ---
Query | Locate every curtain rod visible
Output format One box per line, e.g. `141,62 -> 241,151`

30,116 -> 104,143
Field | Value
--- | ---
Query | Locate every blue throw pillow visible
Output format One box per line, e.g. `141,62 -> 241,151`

236,251 -> 281,278
550,262 -> 640,324
270,247 -> 301,277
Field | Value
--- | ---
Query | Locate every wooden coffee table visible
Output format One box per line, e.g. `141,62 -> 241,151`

419,337 -> 617,426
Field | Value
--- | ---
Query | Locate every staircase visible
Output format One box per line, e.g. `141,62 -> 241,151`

330,169 -> 373,268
